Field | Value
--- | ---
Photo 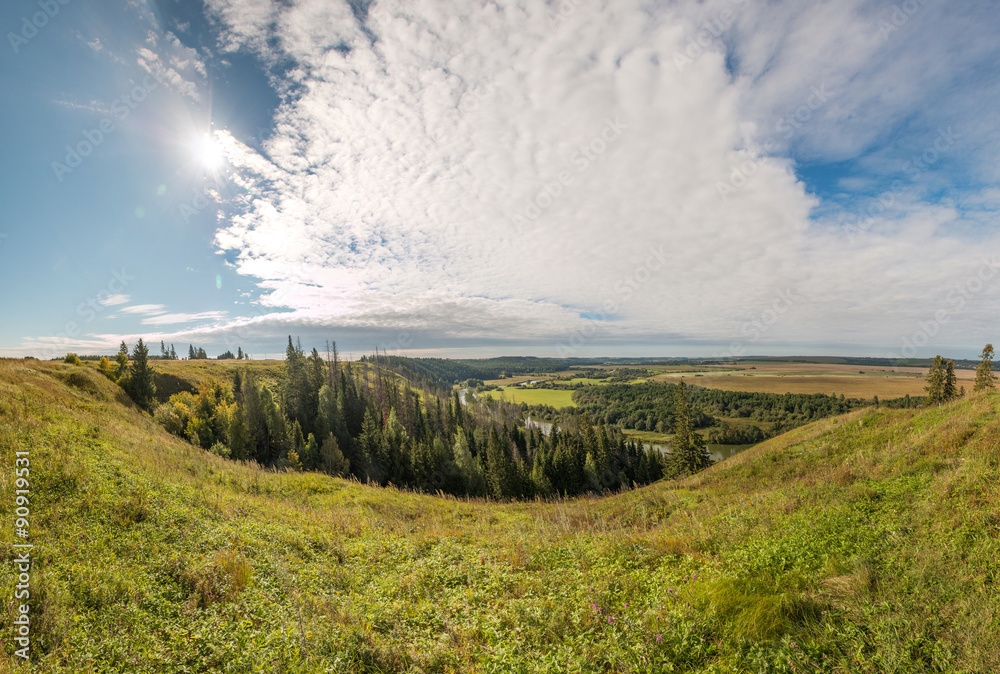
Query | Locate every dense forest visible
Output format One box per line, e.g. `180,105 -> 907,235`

146,339 -> 710,499
364,356 -> 606,389
371,356 -> 697,389
571,382 -> 921,437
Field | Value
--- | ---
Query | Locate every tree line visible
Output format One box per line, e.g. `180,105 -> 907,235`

571,382 -> 920,440
144,338 -> 712,499
924,344 -> 996,402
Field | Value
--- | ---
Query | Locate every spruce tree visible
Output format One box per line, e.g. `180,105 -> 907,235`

925,356 -> 946,403
170,344 -> 177,360
669,380 -> 712,476
188,344 -> 196,360
320,432 -> 350,476
453,430 -> 486,495
943,359 -> 958,400
127,339 -> 157,412
974,344 -> 997,391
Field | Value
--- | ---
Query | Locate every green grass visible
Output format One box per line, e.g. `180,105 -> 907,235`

480,386 -> 577,408
3,359 -> 1000,671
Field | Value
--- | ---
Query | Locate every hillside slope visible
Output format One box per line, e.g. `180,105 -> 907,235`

1,360 -> 998,672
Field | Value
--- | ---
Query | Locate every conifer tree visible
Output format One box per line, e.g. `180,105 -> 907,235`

188,344 -> 196,360
669,380 -> 712,476
453,430 -> 486,495
127,338 -> 157,412
320,432 -> 350,476
925,356 -> 946,403
943,359 -> 958,400
358,409 -> 384,483
975,344 -> 997,391
485,427 -> 515,499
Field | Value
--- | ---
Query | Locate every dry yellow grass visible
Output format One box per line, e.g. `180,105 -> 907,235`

649,360 -> 977,398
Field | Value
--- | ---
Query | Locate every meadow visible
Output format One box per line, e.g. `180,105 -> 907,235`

2,358 -> 999,671
478,386 -> 577,408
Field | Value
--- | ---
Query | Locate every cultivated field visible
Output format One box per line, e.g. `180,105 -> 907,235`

652,361 -> 974,398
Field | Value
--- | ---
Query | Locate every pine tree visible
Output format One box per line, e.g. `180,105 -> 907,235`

925,356 -> 946,403
188,344 -> 196,360
358,409 -> 384,483
320,432 -> 350,476
170,344 -> 177,360
127,339 -> 157,412
944,359 -> 958,400
669,380 -> 712,477
160,340 -> 168,359
975,344 -> 997,391
237,346 -> 244,360
484,427 -> 515,499
453,430 -> 486,495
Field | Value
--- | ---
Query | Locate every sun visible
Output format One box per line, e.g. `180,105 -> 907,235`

192,133 -> 225,170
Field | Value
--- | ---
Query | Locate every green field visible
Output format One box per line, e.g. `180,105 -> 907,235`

479,386 -> 577,408
566,377 -> 611,385
3,359 -> 1000,671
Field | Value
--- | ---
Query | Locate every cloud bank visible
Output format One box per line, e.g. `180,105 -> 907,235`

108,0 -> 1000,356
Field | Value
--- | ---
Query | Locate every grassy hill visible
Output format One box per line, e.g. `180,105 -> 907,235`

2,359 -> 999,672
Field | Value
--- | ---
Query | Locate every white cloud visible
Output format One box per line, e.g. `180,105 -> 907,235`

191,0 -> 1000,355
119,304 -> 167,315
99,294 -> 131,307
141,311 -> 229,325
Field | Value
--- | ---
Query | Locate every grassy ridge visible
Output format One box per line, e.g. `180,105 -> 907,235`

2,359 -> 999,671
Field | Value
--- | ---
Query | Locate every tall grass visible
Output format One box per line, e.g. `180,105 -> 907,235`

1,359 -> 999,671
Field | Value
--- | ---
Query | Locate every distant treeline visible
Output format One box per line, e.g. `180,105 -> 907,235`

364,356 -> 606,389
150,339 -> 704,499
705,356 -> 980,370
571,382 -> 921,438
371,356 -> 698,389
52,341 -> 249,362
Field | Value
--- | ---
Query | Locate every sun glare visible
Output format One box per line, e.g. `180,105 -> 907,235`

193,133 -> 224,170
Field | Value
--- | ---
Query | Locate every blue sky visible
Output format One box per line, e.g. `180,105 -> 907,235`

2,0 -> 999,361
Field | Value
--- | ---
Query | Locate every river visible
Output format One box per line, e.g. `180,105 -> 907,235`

460,394 -> 754,463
